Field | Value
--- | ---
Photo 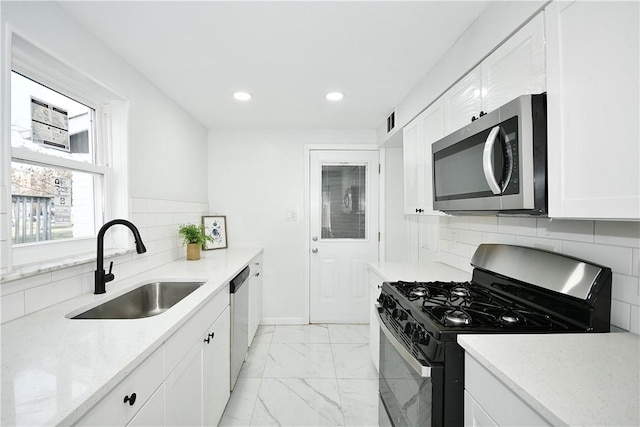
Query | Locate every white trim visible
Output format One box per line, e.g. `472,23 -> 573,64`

303,143 -> 382,325
260,317 -> 308,326
11,147 -> 109,175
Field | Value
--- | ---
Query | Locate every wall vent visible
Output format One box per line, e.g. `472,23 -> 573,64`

386,111 -> 395,133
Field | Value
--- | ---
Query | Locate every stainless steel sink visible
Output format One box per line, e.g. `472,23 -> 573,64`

71,281 -> 204,319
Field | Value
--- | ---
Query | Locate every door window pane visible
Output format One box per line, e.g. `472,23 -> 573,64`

321,164 -> 366,239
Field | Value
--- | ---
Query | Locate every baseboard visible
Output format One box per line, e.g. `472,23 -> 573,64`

260,317 -> 308,325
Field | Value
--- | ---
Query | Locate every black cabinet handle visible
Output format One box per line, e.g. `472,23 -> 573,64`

471,116 -> 477,122
479,110 -> 486,117
204,332 -> 215,344
124,393 -> 136,406
208,332 -> 215,339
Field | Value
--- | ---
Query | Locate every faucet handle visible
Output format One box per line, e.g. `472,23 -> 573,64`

105,261 -> 115,283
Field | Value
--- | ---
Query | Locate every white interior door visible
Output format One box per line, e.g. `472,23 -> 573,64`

309,150 -> 379,323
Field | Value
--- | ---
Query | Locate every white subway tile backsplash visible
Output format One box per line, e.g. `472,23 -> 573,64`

536,219 -> 594,243
562,241 -> 633,276
630,306 -> 640,334
130,198 -> 147,214
514,235 -> 563,253
1,273 -> 52,296
497,217 -> 538,237
633,249 -> 639,277
481,232 -> 517,245
458,229 -> 482,246
610,300 -> 631,331
611,274 -> 640,306
594,221 -> 640,248
25,275 -> 83,314
1,291 -> 25,323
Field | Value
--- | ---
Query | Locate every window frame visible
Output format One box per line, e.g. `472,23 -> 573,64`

2,31 -> 129,274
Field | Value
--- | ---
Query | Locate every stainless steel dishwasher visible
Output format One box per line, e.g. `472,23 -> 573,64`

230,266 -> 250,390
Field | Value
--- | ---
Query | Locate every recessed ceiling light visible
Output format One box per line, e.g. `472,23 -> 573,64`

233,91 -> 252,101
325,92 -> 344,101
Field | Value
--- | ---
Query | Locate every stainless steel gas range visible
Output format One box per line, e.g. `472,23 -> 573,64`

376,244 -> 612,427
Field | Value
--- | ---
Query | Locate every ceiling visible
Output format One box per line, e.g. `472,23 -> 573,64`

58,1 -> 491,130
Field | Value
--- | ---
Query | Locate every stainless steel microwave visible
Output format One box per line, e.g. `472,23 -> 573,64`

432,93 -> 547,215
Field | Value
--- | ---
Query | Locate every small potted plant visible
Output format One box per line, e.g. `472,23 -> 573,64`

178,223 -> 212,260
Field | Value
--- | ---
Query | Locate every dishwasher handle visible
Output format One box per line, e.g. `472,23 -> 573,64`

230,266 -> 251,293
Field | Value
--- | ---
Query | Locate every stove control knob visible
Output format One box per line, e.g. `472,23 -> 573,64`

404,322 -> 416,336
383,297 -> 396,310
397,310 -> 408,321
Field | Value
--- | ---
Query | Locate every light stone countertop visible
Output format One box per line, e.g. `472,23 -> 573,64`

458,333 -> 640,426
367,261 -> 472,283
1,247 -> 262,427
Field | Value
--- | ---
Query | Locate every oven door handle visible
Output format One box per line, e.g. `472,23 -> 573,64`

376,308 -> 432,378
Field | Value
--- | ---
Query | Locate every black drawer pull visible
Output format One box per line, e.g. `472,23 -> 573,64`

124,393 -> 137,406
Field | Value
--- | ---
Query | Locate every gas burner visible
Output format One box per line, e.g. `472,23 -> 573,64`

443,309 -> 472,326
450,286 -> 471,298
499,310 -> 524,326
410,287 -> 429,298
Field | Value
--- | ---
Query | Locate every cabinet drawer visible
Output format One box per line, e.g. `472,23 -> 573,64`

76,348 -> 163,426
164,284 -> 229,377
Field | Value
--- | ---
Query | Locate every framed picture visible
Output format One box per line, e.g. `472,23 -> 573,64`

202,215 -> 227,250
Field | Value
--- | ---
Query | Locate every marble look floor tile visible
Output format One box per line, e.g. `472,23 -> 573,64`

328,324 -> 369,344
272,324 -> 330,343
219,377 -> 261,426
332,343 -> 378,379
251,378 -> 344,427
264,343 -> 336,379
239,342 -> 270,378
252,325 -> 275,345
338,378 -> 379,427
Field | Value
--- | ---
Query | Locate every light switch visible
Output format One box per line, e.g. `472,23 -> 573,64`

285,211 -> 297,221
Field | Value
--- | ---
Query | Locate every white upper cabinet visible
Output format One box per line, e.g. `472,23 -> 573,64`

403,98 -> 445,215
481,13 -> 545,113
444,67 -> 483,134
444,13 -> 546,134
546,0 -> 640,219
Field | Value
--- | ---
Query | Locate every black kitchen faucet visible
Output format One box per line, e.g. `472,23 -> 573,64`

94,219 -> 146,294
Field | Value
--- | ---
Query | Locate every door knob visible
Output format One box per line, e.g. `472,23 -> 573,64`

312,248 -> 318,254
312,236 -> 318,241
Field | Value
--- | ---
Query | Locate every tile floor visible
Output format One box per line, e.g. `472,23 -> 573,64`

219,324 -> 380,427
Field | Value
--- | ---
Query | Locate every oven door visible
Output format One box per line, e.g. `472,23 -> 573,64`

377,311 -> 444,427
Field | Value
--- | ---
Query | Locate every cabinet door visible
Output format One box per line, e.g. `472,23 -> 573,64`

203,306 -> 231,426
481,13 -> 545,113
417,98 -> 445,216
546,1 -> 640,219
444,66 -> 482,134
368,270 -> 384,371
464,390 -> 498,427
403,117 -> 424,215
164,341 -> 203,427
248,257 -> 262,346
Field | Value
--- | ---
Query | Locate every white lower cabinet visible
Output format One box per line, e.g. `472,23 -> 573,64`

248,255 -> 263,346
203,306 -> 231,426
464,353 -> 550,426
368,269 -> 384,371
76,285 -> 232,427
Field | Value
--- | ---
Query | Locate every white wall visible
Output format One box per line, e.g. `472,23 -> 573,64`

2,1 -> 209,203
207,129 -> 375,323
383,147 -> 408,262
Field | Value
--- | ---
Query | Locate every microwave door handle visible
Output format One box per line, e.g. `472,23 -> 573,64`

483,126 -> 503,195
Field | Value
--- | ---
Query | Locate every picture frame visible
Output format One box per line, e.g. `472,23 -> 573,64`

202,215 -> 227,250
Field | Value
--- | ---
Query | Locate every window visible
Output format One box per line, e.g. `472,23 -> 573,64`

10,71 -> 103,245
2,33 -> 129,271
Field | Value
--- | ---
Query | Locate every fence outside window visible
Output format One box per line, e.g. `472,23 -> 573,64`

11,195 -> 54,244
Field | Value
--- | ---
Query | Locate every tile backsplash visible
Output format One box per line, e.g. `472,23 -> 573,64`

1,198 -> 208,323
437,216 -> 640,334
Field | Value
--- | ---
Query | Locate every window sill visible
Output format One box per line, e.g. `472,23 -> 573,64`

0,248 -> 135,284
